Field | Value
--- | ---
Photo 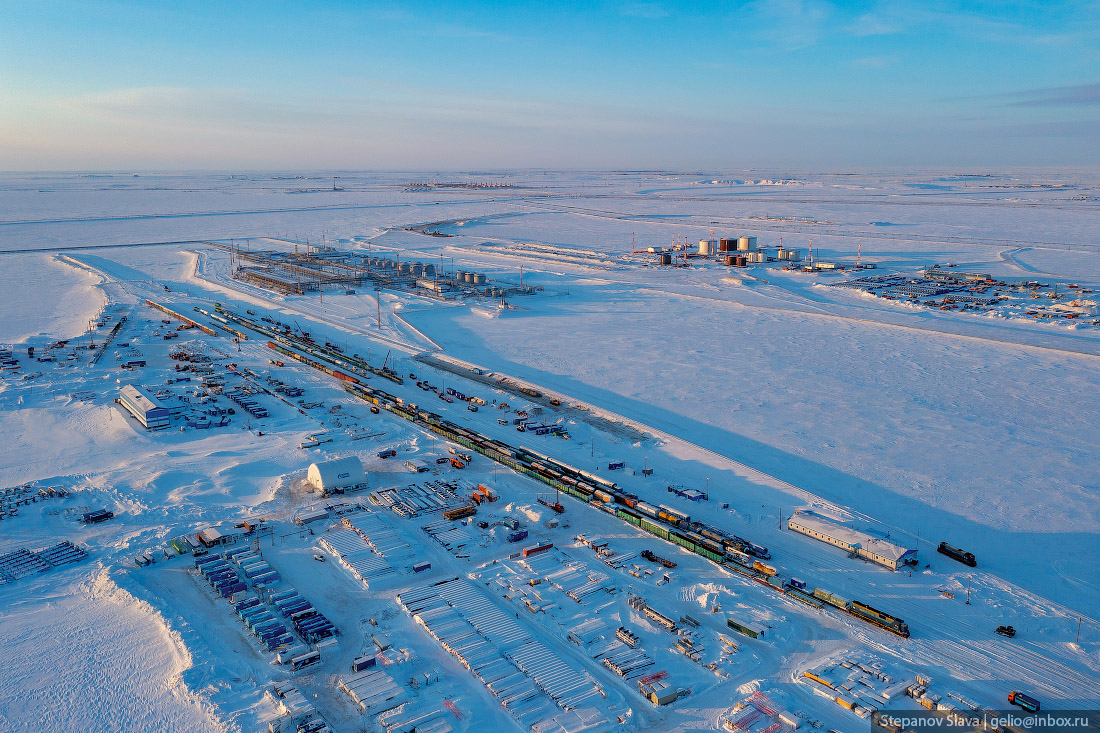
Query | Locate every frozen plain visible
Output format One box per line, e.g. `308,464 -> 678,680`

0,170 -> 1098,732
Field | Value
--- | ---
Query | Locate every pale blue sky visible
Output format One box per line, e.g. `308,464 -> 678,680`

1,0 -> 1098,169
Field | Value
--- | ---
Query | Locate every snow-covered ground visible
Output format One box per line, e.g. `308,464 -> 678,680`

1,170 -> 1098,733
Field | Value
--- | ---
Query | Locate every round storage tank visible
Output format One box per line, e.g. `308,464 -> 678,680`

659,253 -> 672,265
422,264 -> 435,276
725,256 -> 736,266
455,270 -> 466,283
399,262 -> 411,274
412,263 -> 424,276
473,273 -> 487,285
788,250 -> 801,262
719,238 -> 736,252
737,236 -> 757,251
699,240 -> 714,256
776,248 -> 787,260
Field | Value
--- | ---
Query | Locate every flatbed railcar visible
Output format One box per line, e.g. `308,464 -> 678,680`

784,585 -> 824,608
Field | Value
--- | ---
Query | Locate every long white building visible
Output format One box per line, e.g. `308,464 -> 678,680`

788,511 -> 915,571
118,385 -> 171,430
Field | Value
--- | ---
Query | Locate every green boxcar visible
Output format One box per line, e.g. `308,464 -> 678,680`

670,532 -> 697,553
617,509 -> 642,526
699,547 -> 723,563
639,518 -> 670,540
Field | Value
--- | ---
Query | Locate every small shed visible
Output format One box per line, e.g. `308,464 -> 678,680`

307,456 -> 365,495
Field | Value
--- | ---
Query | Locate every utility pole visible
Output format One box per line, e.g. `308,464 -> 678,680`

1077,616 -> 1082,644
779,506 -> 783,530
966,576 -> 971,605
375,288 -> 382,329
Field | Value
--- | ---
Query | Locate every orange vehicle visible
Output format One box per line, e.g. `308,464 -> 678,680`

450,458 -> 465,469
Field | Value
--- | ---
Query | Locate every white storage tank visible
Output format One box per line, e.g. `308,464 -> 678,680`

473,273 -> 487,285
737,236 -> 757,251
787,249 -> 801,262
699,240 -> 715,256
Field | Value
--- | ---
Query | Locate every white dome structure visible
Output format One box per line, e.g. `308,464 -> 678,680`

307,456 -> 365,495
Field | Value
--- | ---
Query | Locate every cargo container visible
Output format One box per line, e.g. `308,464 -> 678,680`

812,588 -> 851,610
413,561 -> 432,573
507,530 -> 529,543
269,589 -> 298,604
727,617 -> 766,639
290,607 -> 318,623
352,655 -> 377,672
234,597 -> 261,612
243,563 -> 272,578
291,651 -> 321,671
522,542 -> 553,558
251,572 -> 280,587
219,581 -> 247,597
278,645 -> 308,664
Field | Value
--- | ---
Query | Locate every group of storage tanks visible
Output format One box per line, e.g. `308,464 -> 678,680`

366,257 -> 436,278
367,257 -> 493,289
698,237 -> 802,267
454,270 -> 488,285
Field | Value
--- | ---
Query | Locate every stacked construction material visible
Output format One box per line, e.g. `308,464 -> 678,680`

0,541 -> 88,585
320,529 -> 395,587
337,668 -> 405,712
397,578 -> 609,731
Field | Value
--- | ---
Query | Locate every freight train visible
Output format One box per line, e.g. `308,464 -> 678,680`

214,305 -> 403,384
261,330 -> 912,639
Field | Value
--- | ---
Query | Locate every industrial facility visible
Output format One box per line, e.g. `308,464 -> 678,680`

117,384 -> 171,431
787,511 -> 915,571
209,241 -> 532,301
